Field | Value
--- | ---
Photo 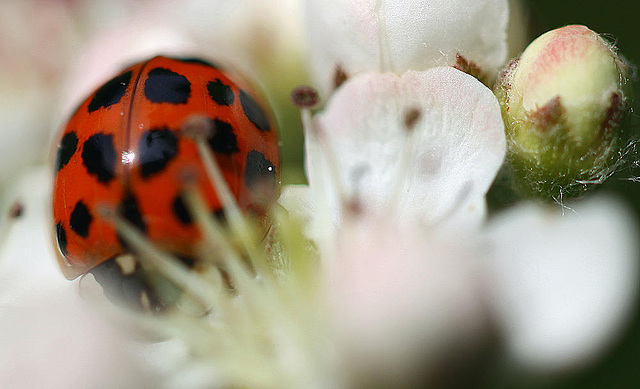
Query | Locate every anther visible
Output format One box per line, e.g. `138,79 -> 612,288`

345,197 -> 364,217
291,86 -> 319,109
403,107 -> 422,131
333,65 -> 348,89
183,114 -> 216,140
9,201 -> 24,219
176,166 -> 200,186
95,203 -> 118,220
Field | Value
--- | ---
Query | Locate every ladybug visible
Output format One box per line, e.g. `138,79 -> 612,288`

52,56 -> 280,307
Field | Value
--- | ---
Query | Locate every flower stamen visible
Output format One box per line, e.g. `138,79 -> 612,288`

97,204 -> 218,309
292,86 -> 355,230
375,0 -> 394,73
387,106 -> 423,219
182,115 -> 270,277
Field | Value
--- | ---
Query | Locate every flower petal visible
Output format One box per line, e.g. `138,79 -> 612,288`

485,198 -> 639,371
306,67 -> 505,231
0,167 -> 157,387
0,1 -> 77,186
0,168 -> 62,300
0,291 -> 157,388
328,217 -> 488,386
304,0 -> 509,95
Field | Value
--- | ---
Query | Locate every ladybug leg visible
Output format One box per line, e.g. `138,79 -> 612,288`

88,255 -> 165,311
88,254 -> 201,312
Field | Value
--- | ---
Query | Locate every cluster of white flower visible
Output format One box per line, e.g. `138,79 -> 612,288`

0,1 -> 637,388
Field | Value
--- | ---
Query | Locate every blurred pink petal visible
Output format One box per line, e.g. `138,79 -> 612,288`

328,217 -> 489,385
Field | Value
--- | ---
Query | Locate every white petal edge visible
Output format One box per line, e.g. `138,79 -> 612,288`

485,198 -> 639,371
304,0 -> 509,95
306,67 -> 506,233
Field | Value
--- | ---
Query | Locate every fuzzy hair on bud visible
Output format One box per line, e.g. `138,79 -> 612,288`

494,25 -> 632,199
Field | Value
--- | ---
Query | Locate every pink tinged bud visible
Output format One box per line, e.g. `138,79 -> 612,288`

495,25 -> 630,197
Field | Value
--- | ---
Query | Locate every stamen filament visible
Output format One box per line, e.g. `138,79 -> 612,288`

387,107 -> 422,218
375,0 -> 394,73
181,184 -> 284,335
105,209 -> 218,307
182,185 -> 243,266
304,108 -> 354,214
192,136 -> 275,280
300,105 -> 352,252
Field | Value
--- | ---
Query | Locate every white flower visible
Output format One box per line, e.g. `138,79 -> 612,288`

305,67 -> 505,235
303,0 -> 509,95
281,65 -> 639,383
301,68 -> 503,386
293,2 -> 638,379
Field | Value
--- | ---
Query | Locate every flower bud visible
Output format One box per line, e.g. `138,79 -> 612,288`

494,25 -> 630,198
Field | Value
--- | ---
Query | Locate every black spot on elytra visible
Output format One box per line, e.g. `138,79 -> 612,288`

240,90 -> 270,132
137,128 -> 179,178
172,193 -> 192,225
88,71 -> 132,112
175,57 -> 221,68
208,119 -> 239,155
82,133 -> 116,184
70,201 -> 92,238
144,67 -> 191,104
55,131 -> 78,172
55,222 -> 68,257
207,79 -> 234,106
245,150 -> 276,191
120,193 -> 146,233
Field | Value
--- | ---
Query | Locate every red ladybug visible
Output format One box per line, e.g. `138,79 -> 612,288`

52,56 -> 280,306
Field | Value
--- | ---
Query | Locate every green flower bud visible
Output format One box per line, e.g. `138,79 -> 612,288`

494,25 -> 631,198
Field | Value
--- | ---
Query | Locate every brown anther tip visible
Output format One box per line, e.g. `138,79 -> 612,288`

291,86 -> 319,108
183,115 -> 215,140
96,204 -> 117,219
9,201 -> 24,219
403,107 -> 422,131
333,65 -> 348,89
345,197 -> 363,217
453,53 -> 486,83
176,166 -> 199,186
